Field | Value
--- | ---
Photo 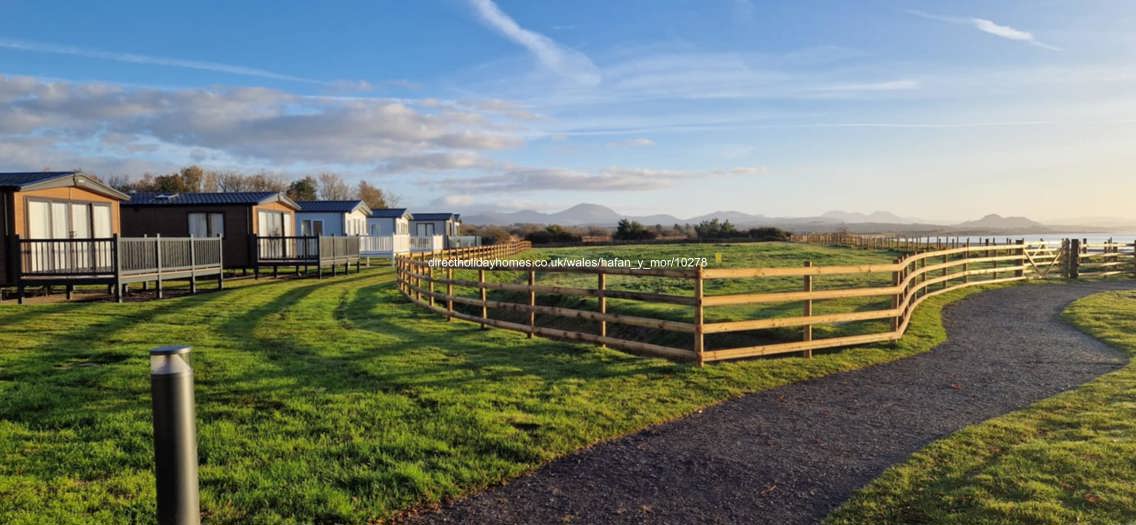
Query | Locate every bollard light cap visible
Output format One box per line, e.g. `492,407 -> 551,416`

151,345 -> 191,356
151,346 -> 192,375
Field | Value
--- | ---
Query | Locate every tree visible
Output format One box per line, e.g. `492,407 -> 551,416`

317,173 -> 351,200
287,176 -> 318,201
245,171 -> 288,192
216,171 -> 249,192
525,224 -> 582,244
356,181 -> 389,209
694,219 -> 739,240
746,227 -> 791,242
614,218 -> 656,241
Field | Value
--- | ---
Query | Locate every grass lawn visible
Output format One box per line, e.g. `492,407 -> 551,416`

0,243 -> 993,524
827,289 -> 1136,525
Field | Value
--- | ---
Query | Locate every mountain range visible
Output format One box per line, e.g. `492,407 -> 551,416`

462,204 -> 1121,234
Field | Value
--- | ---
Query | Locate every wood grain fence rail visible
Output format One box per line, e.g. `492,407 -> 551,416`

395,239 -> 1135,364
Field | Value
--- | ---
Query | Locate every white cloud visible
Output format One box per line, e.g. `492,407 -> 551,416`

0,74 -> 525,174
467,0 -> 602,85
606,137 -> 655,148
906,10 -> 1061,51
0,37 -> 370,86
810,79 -> 920,93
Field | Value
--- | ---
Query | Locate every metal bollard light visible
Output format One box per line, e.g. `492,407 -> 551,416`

150,346 -> 200,525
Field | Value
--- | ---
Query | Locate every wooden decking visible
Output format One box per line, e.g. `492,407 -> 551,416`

13,236 -> 224,303
253,236 -> 361,278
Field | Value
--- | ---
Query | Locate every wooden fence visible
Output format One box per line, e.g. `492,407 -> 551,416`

395,239 -> 1135,364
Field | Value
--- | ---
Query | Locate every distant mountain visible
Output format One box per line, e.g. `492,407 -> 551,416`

953,214 -> 1046,232
686,210 -> 768,225
461,204 -> 1062,234
821,210 -> 916,224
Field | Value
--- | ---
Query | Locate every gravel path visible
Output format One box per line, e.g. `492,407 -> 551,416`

407,281 -> 1136,525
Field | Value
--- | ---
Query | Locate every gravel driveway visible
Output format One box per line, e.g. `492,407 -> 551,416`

406,281 -> 1136,525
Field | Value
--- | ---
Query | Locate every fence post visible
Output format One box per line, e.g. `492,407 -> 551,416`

597,261 -> 606,347
478,269 -> 488,329
891,258 -> 902,338
1015,239 -> 1025,278
1070,238 -> 1081,279
1131,242 -> 1136,278
527,269 -> 536,338
150,346 -> 199,525
963,239 -> 971,284
802,260 -> 813,358
694,265 -> 705,366
216,237 -> 224,290
445,266 -> 453,321
428,263 -> 435,307
113,234 -> 124,303
188,238 -> 197,295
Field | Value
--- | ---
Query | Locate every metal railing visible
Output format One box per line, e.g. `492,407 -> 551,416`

18,236 -> 223,278
359,234 -> 410,256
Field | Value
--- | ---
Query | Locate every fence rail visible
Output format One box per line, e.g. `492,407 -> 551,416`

395,238 -> 1135,364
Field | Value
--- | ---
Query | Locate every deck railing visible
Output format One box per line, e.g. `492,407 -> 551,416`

253,235 -> 361,277
395,239 -> 1135,364
359,234 -> 410,256
14,235 -> 225,303
447,235 -> 481,249
411,235 -> 444,253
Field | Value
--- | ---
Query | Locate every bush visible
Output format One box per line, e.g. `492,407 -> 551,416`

524,225 -> 582,244
747,227 -> 791,241
614,219 -> 657,241
694,219 -> 738,240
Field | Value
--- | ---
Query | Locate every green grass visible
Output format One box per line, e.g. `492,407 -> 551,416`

0,243 -> 995,524
827,288 -> 1136,525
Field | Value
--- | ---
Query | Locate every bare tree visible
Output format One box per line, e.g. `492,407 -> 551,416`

216,171 -> 249,192
317,173 -> 352,200
246,171 -> 289,192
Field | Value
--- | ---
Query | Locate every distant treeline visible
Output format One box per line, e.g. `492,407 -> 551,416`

464,218 -> 791,245
103,165 -> 399,210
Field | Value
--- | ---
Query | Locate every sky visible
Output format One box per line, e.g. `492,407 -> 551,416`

1,0 -> 1134,222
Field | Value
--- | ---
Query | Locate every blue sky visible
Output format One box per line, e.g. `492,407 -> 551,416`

1,1 -> 1133,221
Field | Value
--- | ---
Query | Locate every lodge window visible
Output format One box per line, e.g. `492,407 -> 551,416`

25,198 -> 113,240
258,211 -> 289,237
188,213 -> 224,237
415,223 -> 435,236
301,219 -> 323,236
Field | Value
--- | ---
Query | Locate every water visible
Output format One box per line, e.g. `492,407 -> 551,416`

904,233 -> 1136,245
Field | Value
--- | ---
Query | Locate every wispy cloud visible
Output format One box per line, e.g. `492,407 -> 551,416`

440,165 -> 762,193
606,137 -> 655,148
0,37 -> 369,87
467,0 -> 602,85
907,10 -> 1061,51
